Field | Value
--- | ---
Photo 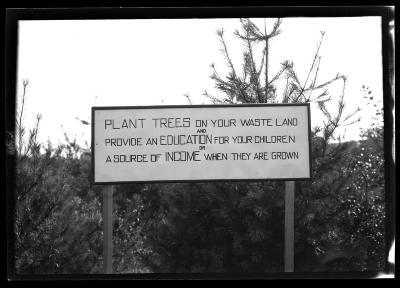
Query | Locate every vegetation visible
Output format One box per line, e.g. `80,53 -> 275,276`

9,18 -> 386,274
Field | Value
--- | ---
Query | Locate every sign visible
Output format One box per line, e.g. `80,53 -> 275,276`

92,104 -> 311,183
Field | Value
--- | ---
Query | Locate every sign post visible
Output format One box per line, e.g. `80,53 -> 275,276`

92,103 -> 311,273
103,185 -> 113,274
284,180 -> 295,272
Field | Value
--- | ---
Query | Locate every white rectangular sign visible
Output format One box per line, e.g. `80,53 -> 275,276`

92,104 -> 311,183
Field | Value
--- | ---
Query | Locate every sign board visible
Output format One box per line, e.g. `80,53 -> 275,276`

92,104 -> 311,183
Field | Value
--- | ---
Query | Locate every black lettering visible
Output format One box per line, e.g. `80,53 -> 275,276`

165,151 -> 201,161
204,153 -> 228,161
105,119 -> 112,129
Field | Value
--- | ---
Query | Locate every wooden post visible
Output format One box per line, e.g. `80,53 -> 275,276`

284,181 -> 295,272
103,185 -> 113,274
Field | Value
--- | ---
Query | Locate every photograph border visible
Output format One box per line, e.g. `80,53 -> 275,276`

6,5 -> 395,280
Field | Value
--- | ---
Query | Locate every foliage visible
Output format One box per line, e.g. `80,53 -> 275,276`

140,18 -> 385,273
139,182 -> 285,272
112,184 -> 152,273
14,137 -> 103,273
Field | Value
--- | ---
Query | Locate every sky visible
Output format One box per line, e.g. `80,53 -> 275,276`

16,17 -> 383,148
